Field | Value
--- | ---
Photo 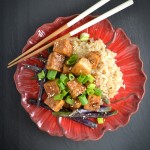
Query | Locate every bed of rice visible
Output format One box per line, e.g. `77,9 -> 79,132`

70,37 -> 125,99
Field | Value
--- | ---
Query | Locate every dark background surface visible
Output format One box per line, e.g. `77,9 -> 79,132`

1,0 -> 150,149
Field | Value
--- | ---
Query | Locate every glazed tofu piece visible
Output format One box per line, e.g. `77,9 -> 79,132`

86,51 -> 100,69
53,39 -> 73,57
44,80 -> 60,97
46,52 -> 65,72
84,95 -> 101,111
71,57 -> 92,75
70,99 -> 82,110
62,64 -> 72,74
67,79 -> 86,98
44,97 -> 65,112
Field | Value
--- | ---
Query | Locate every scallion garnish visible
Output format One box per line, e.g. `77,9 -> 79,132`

60,74 -> 69,85
37,70 -> 45,80
69,73 -> 75,81
94,88 -> 102,96
62,90 -> 69,97
54,94 -> 64,100
87,83 -> 96,89
87,74 -> 94,83
86,89 -> 95,95
78,94 -> 88,105
77,74 -> 87,83
79,33 -> 90,41
57,80 -> 66,90
97,118 -> 105,124
47,70 -> 57,80
82,76 -> 89,84
65,95 -> 74,105
66,54 -> 78,66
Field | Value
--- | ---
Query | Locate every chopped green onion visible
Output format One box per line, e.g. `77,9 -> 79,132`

87,83 -> 96,89
82,76 -> 89,84
66,54 -> 78,66
54,94 -> 64,100
60,74 -> 69,85
57,80 -> 66,90
37,70 -> 45,80
47,70 -> 57,80
94,88 -> 102,96
87,74 -> 94,83
80,33 -> 90,41
97,118 -> 105,124
86,89 -> 95,95
78,94 -> 88,105
77,74 -> 87,83
69,73 -> 75,81
62,90 -> 69,97
65,95 -> 75,105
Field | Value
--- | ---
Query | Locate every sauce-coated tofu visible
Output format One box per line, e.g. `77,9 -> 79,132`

62,64 -> 72,74
86,51 -> 100,69
46,52 -> 65,72
70,99 -> 82,110
44,80 -> 60,97
84,95 -> 101,111
44,97 -> 65,112
53,39 -> 73,57
67,79 -> 86,98
71,57 -> 92,75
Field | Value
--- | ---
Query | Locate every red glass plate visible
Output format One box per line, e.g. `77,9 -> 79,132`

14,15 -> 147,141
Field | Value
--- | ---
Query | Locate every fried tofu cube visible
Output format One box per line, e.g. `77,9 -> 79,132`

44,80 -> 60,97
86,51 -> 100,69
44,97 -> 65,112
71,57 -> 92,75
67,79 -> 86,98
62,64 -> 72,74
53,39 -> 73,57
84,95 -> 101,111
70,99 -> 82,110
46,52 -> 65,72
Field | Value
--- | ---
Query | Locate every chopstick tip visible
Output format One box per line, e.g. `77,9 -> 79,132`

129,0 -> 134,4
7,65 -> 10,69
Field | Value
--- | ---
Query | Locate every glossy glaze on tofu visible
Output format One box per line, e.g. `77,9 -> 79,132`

46,52 -> 65,72
71,57 -> 92,75
44,80 -> 60,97
67,79 -> 86,98
41,38 -> 104,113
70,99 -> 82,110
53,39 -> 73,57
44,97 -> 65,112
84,95 -> 101,111
86,51 -> 100,69
62,64 -> 72,74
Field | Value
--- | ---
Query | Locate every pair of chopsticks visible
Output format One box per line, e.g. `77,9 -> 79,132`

7,0 -> 134,68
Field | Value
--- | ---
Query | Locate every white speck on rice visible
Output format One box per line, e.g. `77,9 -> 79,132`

70,37 -> 125,99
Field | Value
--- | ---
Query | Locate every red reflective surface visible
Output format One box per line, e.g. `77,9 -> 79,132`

14,15 -> 146,141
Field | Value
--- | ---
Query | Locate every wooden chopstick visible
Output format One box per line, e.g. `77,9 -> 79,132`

8,0 -> 110,66
7,0 -> 134,68
7,33 -> 71,68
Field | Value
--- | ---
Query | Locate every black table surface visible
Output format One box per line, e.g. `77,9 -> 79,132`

1,0 -> 150,149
